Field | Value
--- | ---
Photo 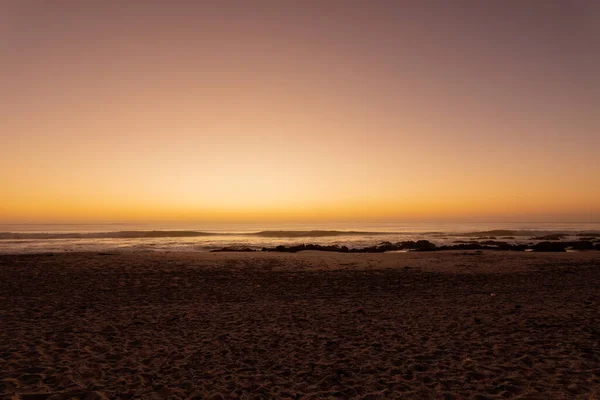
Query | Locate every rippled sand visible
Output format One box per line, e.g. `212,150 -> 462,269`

1,251 -> 599,399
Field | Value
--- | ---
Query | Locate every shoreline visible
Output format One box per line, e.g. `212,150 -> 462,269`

1,234 -> 598,256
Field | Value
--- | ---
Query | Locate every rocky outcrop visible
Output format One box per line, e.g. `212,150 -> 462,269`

532,241 -> 567,252
570,241 -> 595,250
210,247 -> 257,252
210,240 -> 598,253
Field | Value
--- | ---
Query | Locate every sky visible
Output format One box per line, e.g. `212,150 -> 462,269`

1,1 -> 599,224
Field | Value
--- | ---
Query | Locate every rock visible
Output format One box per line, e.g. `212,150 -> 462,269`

398,240 -> 437,251
570,241 -> 595,250
532,241 -> 566,252
211,247 -> 256,252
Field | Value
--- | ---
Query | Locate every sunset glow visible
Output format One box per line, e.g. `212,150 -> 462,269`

2,2 -> 599,223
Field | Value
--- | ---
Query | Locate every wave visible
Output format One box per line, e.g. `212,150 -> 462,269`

461,230 -> 600,237
0,230 -> 389,240
250,230 -> 392,237
0,231 -> 220,239
1,229 -> 599,241
253,229 -> 600,238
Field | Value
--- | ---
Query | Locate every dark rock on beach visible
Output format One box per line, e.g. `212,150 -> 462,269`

396,240 -> 438,251
570,241 -> 596,250
532,241 -> 567,252
215,240 -> 599,254
260,241 -> 439,253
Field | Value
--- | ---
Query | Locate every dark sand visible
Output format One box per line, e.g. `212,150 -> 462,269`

1,251 -> 599,399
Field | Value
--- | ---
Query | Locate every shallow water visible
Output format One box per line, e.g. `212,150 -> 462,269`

0,222 -> 598,254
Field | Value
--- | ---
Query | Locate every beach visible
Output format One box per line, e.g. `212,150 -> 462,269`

1,251 -> 599,399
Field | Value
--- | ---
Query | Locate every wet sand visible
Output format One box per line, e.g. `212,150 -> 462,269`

1,251 -> 599,399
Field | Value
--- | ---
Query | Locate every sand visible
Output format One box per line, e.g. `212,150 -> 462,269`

1,251 -> 599,399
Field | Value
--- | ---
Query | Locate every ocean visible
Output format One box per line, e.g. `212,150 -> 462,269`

1,221 -> 599,254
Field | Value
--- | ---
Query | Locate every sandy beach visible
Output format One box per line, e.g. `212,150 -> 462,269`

1,251 -> 599,399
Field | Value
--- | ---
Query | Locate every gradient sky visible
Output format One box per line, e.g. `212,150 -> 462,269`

2,1 -> 599,223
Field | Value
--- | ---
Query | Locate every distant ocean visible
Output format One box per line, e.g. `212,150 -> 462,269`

1,221 -> 599,254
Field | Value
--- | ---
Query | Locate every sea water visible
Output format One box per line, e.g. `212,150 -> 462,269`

0,221 -> 598,254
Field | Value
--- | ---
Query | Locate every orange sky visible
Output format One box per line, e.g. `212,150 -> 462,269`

2,2 -> 599,223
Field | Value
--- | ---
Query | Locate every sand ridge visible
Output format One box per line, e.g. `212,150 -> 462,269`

1,251 -> 600,399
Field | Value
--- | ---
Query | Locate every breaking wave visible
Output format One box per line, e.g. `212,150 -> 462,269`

1,229 -> 599,241
250,230 -> 392,237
